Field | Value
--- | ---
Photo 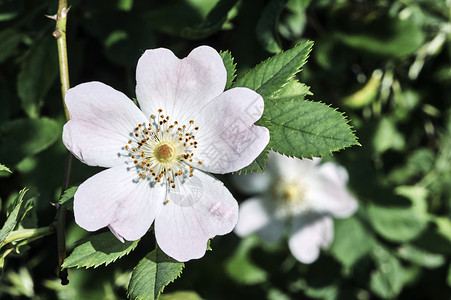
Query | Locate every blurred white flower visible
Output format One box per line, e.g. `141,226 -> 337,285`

62,46 -> 269,262
234,151 -> 358,263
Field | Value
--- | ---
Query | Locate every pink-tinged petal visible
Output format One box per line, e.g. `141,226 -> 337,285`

267,151 -> 319,181
317,162 -> 349,186
288,214 -> 333,264
74,166 -> 164,241
135,46 -> 226,122
194,87 -> 270,174
154,171 -> 238,262
235,197 -> 272,237
63,82 -> 148,168
235,196 -> 285,244
307,164 -> 358,218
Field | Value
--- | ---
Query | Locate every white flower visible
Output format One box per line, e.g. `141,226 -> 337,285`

234,152 -> 357,264
62,46 -> 269,262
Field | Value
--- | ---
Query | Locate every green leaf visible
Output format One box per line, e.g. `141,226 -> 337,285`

342,70 -> 382,109
0,163 -> 12,174
269,79 -> 312,102
0,28 -> 23,63
233,41 -> 313,99
128,246 -> 184,300
17,36 -> 58,118
58,186 -> 78,211
265,100 -> 358,158
329,217 -> 374,269
338,15 -> 424,58
372,118 -> 405,153
256,0 -> 286,53
0,188 -> 28,248
0,117 -> 61,166
370,245 -> 404,299
225,235 -> 267,285
368,186 -> 429,243
278,0 -> 310,40
62,232 -> 139,269
181,0 -> 239,39
219,50 -> 237,89
398,244 -> 445,269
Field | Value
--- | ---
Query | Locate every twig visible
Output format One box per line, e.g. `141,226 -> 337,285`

52,0 -> 72,285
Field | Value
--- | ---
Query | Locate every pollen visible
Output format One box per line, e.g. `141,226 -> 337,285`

122,108 -> 204,199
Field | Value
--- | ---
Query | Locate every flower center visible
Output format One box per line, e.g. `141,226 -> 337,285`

271,179 -> 307,217
154,143 -> 175,163
123,108 -> 202,203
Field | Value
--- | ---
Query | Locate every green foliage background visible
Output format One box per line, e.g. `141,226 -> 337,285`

0,0 -> 451,299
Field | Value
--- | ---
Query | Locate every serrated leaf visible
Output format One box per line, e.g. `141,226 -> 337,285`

219,50 -> 237,89
17,36 -> 58,118
256,0 -> 286,53
233,41 -> 313,98
269,79 -> 312,102
181,0 -> 239,39
0,117 -> 61,166
265,100 -> 358,158
0,163 -> 12,174
128,246 -> 184,300
59,186 -> 78,211
0,188 -> 28,249
62,232 -> 139,269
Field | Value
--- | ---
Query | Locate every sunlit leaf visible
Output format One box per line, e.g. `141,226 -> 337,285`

0,188 -> 28,248
234,41 -> 313,98
219,50 -> 237,89
398,244 -> 445,269
0,163 -> 11,174
128,246 -> 184,300
265,100 -> 358,158
58,186 -> 78,211
62,232 -> 139,269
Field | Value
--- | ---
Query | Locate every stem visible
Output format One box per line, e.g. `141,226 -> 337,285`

3,226 -> 54,246
54,0 -> 71,120
53,0 -> 71,285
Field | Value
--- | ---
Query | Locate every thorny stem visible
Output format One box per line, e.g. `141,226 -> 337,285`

53,0 -> 72,285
